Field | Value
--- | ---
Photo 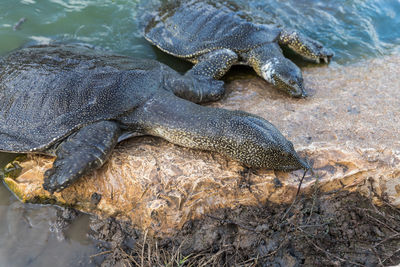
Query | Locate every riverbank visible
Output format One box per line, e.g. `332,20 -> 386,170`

3,54 -> 400,265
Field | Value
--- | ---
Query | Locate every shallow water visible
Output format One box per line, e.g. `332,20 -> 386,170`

0,0 -> 400,266
235,0 -> 400,62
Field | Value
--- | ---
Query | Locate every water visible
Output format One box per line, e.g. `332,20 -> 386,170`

0,188 -> 97,266
235,0 -> 400,63
0,0 -> 400,266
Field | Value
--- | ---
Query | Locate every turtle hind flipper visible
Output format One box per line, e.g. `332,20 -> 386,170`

43,121 -> 120,193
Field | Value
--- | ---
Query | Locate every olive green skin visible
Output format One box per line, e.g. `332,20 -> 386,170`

0,44 -> 308,193
143,0 -> 333,97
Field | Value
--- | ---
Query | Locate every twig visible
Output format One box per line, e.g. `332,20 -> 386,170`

373,233 -> 400,248
90,250 -> 112,258
382,247 -> 400,264
141,229 -> 148,267
297,227 -> 365,266
147,239 -> 151,267
280,169 -> 307,221
13,17 -> 27,31
365,213 -> 399,234
306,175 -> 320,225
369,247 -> 384,267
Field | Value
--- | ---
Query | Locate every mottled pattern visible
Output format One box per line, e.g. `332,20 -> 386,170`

0,45 -> 162,152
125,90 -> 307,170
143,0 -> 280,58
278,30 -> 333,63
188,49 -> 238,79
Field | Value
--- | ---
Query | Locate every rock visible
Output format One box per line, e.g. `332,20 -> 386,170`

3,56 -> 400,237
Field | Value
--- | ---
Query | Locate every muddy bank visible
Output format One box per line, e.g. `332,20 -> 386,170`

87,191 -> 400,266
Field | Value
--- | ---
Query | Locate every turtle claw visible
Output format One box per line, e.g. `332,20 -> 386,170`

280,30 -> 334,64
308,42 -> 334,64
318,47 -> 334,64
43,166 -> 69,194
316,56 -> 329,64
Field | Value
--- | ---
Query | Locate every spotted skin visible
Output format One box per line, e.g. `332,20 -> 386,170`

187,49 -> 238,79
142,0 -> 333,97
278,29 -> 334,63
125,89 -> 309,170
0,44 -> 309,193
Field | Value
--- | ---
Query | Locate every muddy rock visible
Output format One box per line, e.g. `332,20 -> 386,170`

3,56 -> 400,237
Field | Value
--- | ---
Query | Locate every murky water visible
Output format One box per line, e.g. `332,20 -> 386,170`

1,0 -> 400,266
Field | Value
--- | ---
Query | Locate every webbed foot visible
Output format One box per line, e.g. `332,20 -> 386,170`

189,75 -> 225,103
190,49 -> 239,79
167,72 -> 225,103
279,30 -> 334,63
43,121 -> 120,193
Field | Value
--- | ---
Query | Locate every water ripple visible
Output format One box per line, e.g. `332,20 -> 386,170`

0,0 -> 400,63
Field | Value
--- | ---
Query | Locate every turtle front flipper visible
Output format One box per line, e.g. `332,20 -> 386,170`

164,73 -> 226,104
131,90 -> 309,171
187,49 -> 238,79
168,49 -> 238,103
163,51 -> 239,103
278,29 -> 334,63
43,121 -> 120,193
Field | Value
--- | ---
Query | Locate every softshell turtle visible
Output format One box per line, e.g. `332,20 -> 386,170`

142,0 -> 333,97
0,44 -> 309,193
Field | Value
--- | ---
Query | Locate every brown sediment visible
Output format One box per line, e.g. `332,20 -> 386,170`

3,55 -> 400,237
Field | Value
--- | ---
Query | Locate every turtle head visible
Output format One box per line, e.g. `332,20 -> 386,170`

225,114 -> 310,171
260,58 -> 307,98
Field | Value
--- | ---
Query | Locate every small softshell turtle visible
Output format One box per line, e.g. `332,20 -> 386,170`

142,0 -> 333,97
0,44 -> 309,193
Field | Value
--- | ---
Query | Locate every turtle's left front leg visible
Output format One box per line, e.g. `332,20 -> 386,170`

43,121 -> 120,193
278,29 -> 334,63
187,49 -> 239,79
165,49 -> 239,103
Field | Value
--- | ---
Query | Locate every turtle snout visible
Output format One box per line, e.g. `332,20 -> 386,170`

286,76 -> 306,98
276,141 -> 310,171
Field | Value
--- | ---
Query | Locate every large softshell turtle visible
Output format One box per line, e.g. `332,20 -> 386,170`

142,0 -> 333,97
0,44 -> 309,193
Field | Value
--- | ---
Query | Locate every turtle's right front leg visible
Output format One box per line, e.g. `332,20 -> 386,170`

278,29 -> 334,63
43,121 -> 120,193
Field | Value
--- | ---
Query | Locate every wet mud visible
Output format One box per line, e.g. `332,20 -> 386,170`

87,191 -> 400,266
